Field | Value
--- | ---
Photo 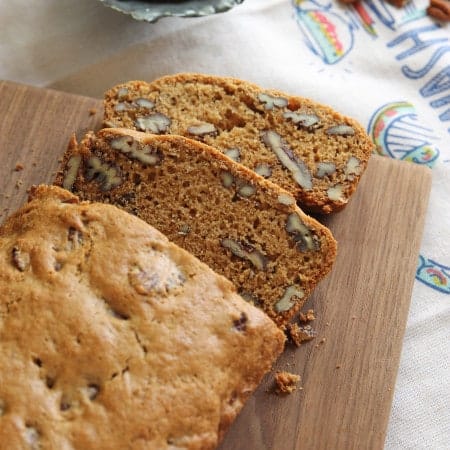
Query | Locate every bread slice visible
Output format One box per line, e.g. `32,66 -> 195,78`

54,128 -> 337,326
0,185 -> 285,449
103,73 -> 373,214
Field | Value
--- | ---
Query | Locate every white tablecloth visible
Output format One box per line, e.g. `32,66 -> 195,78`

1,0 -> 449,447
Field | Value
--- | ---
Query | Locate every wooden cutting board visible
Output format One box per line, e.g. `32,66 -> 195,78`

0,81 -> 432,450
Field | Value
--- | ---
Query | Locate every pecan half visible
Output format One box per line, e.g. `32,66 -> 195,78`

12,246 -> 30,272
286,213 -> 319,252
62,155 -> 82,191
283,111 -> 320,130
274,285 -> 305,312
221,238 -> 268,271
326,125 -> 355,136
187,123 -> 217,136
427,0 -> 450,21
135,113 -> 171,134
111,135 -> 163,165
258,93 -> 288,110
85,157 -> 122,191
262,131 -> 313,190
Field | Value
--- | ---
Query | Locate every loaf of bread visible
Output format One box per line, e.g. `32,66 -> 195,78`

103,73 -> 373,214
54,128 -> 337,326
0,185 -> 285,450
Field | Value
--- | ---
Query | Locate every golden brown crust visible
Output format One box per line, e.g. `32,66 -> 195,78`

0,185 -> 285,449
103,73 -> 373,214
54,128 -> 337,326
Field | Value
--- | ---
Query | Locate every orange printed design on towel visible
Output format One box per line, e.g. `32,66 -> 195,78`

416,255 -> 450,294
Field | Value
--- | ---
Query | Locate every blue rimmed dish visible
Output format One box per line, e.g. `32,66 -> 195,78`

98,0 -> 245,22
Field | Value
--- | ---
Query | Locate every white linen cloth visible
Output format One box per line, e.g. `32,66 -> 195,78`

0,0 -> 449,448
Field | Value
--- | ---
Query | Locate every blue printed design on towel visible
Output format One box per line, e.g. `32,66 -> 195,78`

367,101 -> 440,167
292,0 -> 355,64
368,102 -> 446,295
291,0 -> 426,64
416,255 -> 450,294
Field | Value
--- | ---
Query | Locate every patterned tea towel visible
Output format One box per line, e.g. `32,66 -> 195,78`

274,5 -> 450,448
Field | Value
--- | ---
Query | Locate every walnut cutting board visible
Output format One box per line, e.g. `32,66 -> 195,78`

0,81 -> 432,450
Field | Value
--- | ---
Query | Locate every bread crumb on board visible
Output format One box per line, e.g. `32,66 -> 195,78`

285,307 -> 318,346
275,371 -> 301,394
14,163 -> 24,171
89,108 -> 97,116
314,338 -> 327,348
286,323 -> 317,346
299,309 -> 316,323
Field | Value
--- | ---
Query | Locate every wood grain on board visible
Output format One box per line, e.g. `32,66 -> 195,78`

0,81 -> 101,223
0,81 -> 432,450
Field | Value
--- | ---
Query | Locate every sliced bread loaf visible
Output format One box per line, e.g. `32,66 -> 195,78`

104,73 -> 373,214
54,128 -> 337,326
0,185 -> 284,449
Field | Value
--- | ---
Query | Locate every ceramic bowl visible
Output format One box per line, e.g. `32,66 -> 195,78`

99,0 -> 244,22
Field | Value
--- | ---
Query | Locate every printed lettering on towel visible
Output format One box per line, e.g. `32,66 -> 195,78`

292,0 -> 450,135
387,25 -> 450,133
292,0 -> 449,295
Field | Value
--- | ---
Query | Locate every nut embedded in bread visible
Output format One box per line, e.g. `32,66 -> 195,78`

0,185 -> 285,450
103,73 -> 374,214
54,128 -> 337,326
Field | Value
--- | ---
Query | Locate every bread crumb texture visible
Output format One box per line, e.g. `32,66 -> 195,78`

104,73 -> 374,214
0,185 -> 285,450
54,129 -> 337,326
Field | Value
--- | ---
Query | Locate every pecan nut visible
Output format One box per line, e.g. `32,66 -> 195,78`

427,0 -> 450,21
